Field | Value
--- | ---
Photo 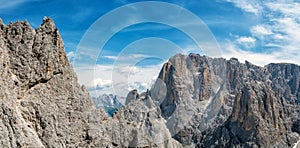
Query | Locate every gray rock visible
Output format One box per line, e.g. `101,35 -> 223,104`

0,17 -> 111,148
151,53 -> 300,147
1,17 -> 299,148
0,18 -> 182,148
109,89 -> 182,147
125,89 -> 139,105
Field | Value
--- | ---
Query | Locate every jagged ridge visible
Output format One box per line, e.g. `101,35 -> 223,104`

151,53 -> 300,147
0,18 -> 182,148
0,18 -> 299,148
0,17 -> 111,147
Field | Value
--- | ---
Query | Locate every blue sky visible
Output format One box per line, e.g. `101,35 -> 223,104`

0,0 -> 256,60
1,0 -> 300,96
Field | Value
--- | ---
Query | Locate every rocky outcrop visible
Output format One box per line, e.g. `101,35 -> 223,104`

0,17 -> 111,147
151,53 -> 300,147
125,89 -> 140,105
151,53 -> 231,140
1,18 -> 299,148
0,18 -> 182,148
105,90 -> 182,147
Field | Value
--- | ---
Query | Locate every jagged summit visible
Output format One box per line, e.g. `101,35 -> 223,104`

0,18 -> 181,147
0,17 -> 102,147
0,18 -> 299,147
40,17 -> 57,33
151,53 -> 300,147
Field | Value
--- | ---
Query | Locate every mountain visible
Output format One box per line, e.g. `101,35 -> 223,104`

150,53 -> 300,147
97,52 -> 300,147
0,18 -> 109,147
91,94 -> 124,116
0,18 -> 181,147
109,89 -> 182,147
0,18 -> 299,147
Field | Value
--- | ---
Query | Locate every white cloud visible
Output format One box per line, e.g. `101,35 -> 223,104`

236,36 -> 256,48
222,41 -> 293,66
89,78 -> 113,89
223,0 -> 300,65
128,82 -> 148,92
224,0 -> 262,15
117,66 -> 140,74
103,55 -> 118,60
236,37 -> 256,43
130,54 -> 148,59
250,25 -> 272,36
75,63 -> 163,97
266,2 -> 300,18
101,54 -> 150,63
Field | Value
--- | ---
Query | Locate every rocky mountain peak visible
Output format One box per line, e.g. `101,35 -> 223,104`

0,18 -> 183,148
125,89 -> 139,105
0,18 -> 299,147
0,18 -> 109,147
39,17 -> 56,34
150,53 -> 300,147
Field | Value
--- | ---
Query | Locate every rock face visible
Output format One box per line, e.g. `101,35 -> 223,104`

0,18 -> 299,148
0,18 -> 109,147
0,18 -> 181,148
125,89 -> 140,105
108,89 -> 182,147
151,53 -> 300,147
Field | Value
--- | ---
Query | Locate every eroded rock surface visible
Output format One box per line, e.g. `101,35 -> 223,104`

0,18 -> 112,147
151,53 -> 300,147
0,18 -> 181,148
0,18 -> 299,148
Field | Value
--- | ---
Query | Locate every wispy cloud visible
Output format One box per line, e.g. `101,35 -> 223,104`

89,78 -> 113,91
236,36 -> 256,49
103,55 -> 118,60
250,25 -> 272,36
224,0 -> 262,15
75,63 -> 163,97
222,41 -> 293,66
0,0 -> 26,10
0,0 -> 45,10
223,0 -> 300,65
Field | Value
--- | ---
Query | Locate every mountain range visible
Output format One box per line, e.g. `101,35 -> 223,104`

0,18 -> 299,147
91,94 -> 124,116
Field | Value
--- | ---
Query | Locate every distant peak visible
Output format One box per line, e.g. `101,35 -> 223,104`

39,17 -> 56,33
229,57 -> 239,61
188,53 -> 201,57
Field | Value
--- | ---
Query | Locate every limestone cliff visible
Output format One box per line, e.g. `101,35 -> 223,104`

0,17 -> 112,147
0,18 -> 181,148
151,53 -> 300,147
